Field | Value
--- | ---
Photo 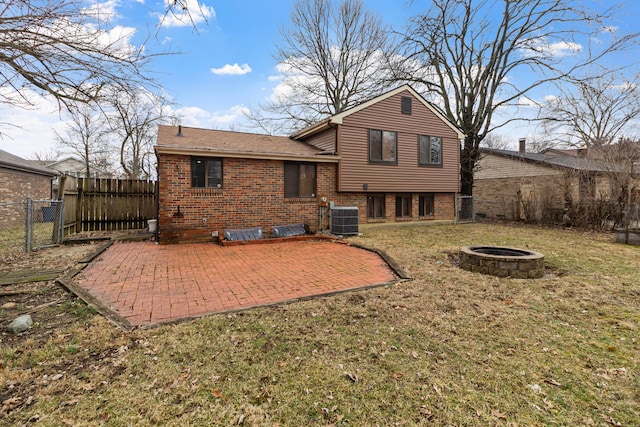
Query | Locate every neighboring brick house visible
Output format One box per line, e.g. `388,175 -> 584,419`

474,144 -> 621,221
155,85 -> 464,243
0,148 -> 57,228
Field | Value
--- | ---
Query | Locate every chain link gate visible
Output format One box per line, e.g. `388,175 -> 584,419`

25,198 -> 64,252
456,195 -> 475,223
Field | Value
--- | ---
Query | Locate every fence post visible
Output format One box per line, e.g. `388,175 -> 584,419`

472,196 -> 476,223
25,197 -> 32,253
52,200 -> 64,244
454,194 -> 459,224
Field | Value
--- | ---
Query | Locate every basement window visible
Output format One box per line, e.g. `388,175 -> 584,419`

367,195 -> 385,219
396,194 -> 412,218
419,194 -> 434,216
191,157 -> 222,188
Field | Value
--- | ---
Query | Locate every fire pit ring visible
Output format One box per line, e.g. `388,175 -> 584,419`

459,246 -> 545,279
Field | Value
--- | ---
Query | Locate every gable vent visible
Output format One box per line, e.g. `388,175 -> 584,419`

401,96 -> 412,114
330,206 -> 359,235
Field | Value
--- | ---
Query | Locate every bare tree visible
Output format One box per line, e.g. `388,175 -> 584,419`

31,146 -> 63,162
160,0 -> 213,30
0,0 -> 159,112
538,70 -> 640,236
54,103 -> 114,178
248,0 -> 396,134
594,139 -> 640,239
104,85 -> 175,179
480,133 -> 511,150
541,70 -> 640,147
394,0 -> 639,196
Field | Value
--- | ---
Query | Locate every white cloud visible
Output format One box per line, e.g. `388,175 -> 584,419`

96,25 -> 138,58
517,96 -> 538,107
82,1 -> 121,23
521,38 -> 582,58
171,104 -> 250,128
0,89 -> 66,159
160,0 -> 215,28
210,63 -> 252,76
0,99 -> 253,160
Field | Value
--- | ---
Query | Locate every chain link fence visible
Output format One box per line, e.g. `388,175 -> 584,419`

0,198 -> 64,258
456,195 -> 475,223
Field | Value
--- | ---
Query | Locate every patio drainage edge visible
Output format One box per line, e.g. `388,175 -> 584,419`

55,240 -> 134,332
348,242 -> 412,281
138,277 -> 408,330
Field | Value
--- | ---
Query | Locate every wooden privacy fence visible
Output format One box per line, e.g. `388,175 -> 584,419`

61,176 -> 157,234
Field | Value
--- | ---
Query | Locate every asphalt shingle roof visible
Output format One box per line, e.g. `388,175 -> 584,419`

155,125 -> 339,161
0,148 -> 58,176
481,148 -> 612,172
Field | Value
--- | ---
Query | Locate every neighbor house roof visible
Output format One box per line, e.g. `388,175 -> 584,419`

43,156 -> 86,170
481,148 -> 611,173
0,148 -> 58,177
155,125 -> 340,163
289,84 -> 465,140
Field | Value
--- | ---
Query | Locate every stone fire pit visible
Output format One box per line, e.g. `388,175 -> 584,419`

459,246 -> 545,279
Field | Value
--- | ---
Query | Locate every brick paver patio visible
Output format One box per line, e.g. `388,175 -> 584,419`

74,240 -> 397,327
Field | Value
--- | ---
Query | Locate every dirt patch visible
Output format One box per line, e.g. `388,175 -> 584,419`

0,242 -> 103,347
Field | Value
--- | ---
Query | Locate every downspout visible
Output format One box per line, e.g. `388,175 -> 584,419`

154,147 -> 160,243
330,120 -> 339,193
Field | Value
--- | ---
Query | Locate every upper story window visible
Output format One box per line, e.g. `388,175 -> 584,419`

284,162 -> 316,198
401,96 -> 412,114
418,135 -> 442,166
191,157 -> 222,188
369,129 -> 397,163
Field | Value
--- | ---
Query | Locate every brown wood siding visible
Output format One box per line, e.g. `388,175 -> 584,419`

304,128 -> 337,152
337,90 -> 460,193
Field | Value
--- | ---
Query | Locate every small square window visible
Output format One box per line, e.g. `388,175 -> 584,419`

401,96 -> 412,114
418,135 -> 442,166
191,157 -> 222,188
284,162 -> 316,198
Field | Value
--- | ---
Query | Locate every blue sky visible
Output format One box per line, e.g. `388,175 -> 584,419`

2,0 -> 640,159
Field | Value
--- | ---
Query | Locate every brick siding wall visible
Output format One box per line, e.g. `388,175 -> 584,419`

158,154 -> 456,243
474,175 -> 568,220
0,169 -> 53,228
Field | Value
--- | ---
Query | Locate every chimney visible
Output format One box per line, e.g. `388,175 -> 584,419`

177,125 -> 183,137
518,138 -> 526,154
577,145 -> 587,158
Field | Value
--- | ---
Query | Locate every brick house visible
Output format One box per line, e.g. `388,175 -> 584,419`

155,85 -> 464,243
474,144 -> 624,222
0,148 -> 58,228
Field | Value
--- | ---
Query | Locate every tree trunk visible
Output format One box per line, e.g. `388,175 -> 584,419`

460,137 -> 478,196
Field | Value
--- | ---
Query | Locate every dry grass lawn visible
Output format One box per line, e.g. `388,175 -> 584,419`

1,223 -> 639,426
